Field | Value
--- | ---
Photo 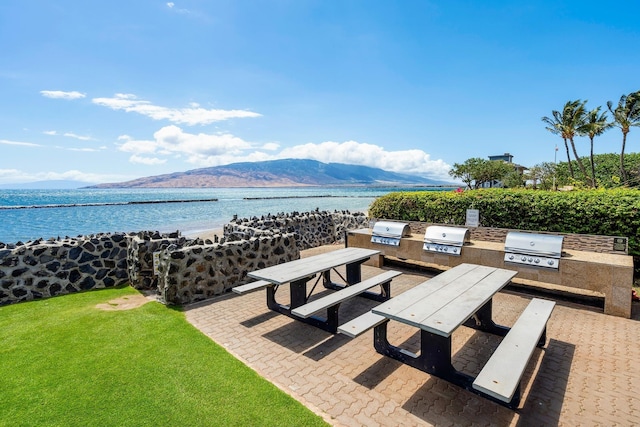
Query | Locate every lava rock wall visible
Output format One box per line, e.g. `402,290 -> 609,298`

0,233 -> 131,305
156,233 -> 298,305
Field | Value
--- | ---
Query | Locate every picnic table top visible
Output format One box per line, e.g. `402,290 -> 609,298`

372,263 -> 517,337
247,247 -> 380,285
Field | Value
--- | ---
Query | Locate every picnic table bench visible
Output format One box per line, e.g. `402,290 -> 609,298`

340,263 -> 555,408
238,247 -> 402,333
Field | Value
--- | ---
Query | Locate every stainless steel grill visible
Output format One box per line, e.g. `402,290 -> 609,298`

371,221 -> 411,246
504,231 -> 564,269
423,225 -> 470,256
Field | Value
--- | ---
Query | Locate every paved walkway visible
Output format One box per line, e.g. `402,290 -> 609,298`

185,245 -> 640,426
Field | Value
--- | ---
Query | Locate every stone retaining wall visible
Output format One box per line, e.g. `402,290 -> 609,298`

127,232 -> 183,290
157,233 -> 298,305
0,233 -> 134,305
0,211 -> 369,306
224,210 -> 369,250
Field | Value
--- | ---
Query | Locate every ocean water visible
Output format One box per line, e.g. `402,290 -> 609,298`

0,187 -> 447,243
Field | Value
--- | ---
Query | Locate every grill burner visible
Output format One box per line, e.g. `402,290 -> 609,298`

423,225 -> 470,256
504,232 -> 564,269
371,221 -> 411,246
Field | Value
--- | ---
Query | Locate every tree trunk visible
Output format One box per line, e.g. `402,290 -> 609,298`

589,136 -> 596,188
569,137 -> 588,182
563,138 -> 574,178
620,130 -> 628,183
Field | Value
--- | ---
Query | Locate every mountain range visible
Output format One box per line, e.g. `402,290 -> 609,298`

85,159 -> 453,188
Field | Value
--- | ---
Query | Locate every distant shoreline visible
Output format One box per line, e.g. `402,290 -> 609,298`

243,194 -> 376,200
0,193 -> 400,210
0,198 -> 220,210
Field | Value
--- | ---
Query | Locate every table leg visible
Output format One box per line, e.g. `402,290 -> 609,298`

266,276 -> 313,311
265,276 -> 340,333
321,260 -> 389,302
373,322 -> 473,388
345,260 -> 364,284
462,299 -> 510,337
373,317 -> 525,407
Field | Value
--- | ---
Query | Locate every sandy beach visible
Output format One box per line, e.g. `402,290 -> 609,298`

183,228 -> 224,241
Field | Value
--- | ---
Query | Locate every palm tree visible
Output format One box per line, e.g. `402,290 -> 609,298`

578,107 -> 612,188
607,91 -> 640,184
542,100 -> 588,180
542,109 -> 573,178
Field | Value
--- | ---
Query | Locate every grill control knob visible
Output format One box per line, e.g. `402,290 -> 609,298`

547,260 -> 555,266
443,247 -> 448,252
509,255 -> 514,260
453,248 -> 458,253
528,257 -> 533,262
521,256 -> 527,261
534,258 -> 540,264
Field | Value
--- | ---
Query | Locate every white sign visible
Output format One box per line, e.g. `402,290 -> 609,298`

152,252 -> 160,276
466,209 -> 480,227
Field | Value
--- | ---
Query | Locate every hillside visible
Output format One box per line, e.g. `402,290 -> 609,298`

86,159 -> 452,188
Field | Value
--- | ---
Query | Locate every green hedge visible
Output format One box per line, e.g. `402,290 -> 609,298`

368,188 -> 640,256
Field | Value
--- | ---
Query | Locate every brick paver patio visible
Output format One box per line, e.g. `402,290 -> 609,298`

185,245 -> 640,426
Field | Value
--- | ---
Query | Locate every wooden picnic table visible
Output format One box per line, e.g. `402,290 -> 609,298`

245,247 -> 389,332
371,263 -> 554,408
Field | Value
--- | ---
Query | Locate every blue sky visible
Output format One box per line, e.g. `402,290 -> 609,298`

1,1 -> 639,185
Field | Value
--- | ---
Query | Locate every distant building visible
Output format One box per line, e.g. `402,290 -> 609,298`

481,153 -> 528,188
488,153 -> 513,163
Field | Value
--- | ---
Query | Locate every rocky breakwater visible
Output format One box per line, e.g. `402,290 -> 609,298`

157,232 -> 298,305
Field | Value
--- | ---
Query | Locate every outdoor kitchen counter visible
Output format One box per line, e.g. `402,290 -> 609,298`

346,228 -> 633,318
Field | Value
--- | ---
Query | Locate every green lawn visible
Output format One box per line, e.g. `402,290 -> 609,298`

0,286 -> 328,427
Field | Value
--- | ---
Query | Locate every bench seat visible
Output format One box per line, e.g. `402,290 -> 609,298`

232,280 -> 272,295
337,311 -> 388,338
472,298 -> 556,406
291,270 -> 402,319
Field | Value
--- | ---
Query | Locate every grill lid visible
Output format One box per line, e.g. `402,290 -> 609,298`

371,220 -> 410,246
423,225 -> 470,246
504,232 -> 563,258
423,225 -> 470,256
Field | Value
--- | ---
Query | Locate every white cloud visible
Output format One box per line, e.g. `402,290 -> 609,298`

0,139 -> 41,147
44,130 -> 94,141
40,90 -> 86,100
0,169 -> 22,178
277,141 -> 451,178
64,132 -> 93,141
0,169 -> 135,185
166,2 -> 193,15
114,126 -> 450,178
261,142 -> 280,151
60,147 -> 103,152
117,136 -> 158,154
155,125 -> 251,156
117,125 -> 253,165
92,94 -> 261,125
129,155 -> 167,165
